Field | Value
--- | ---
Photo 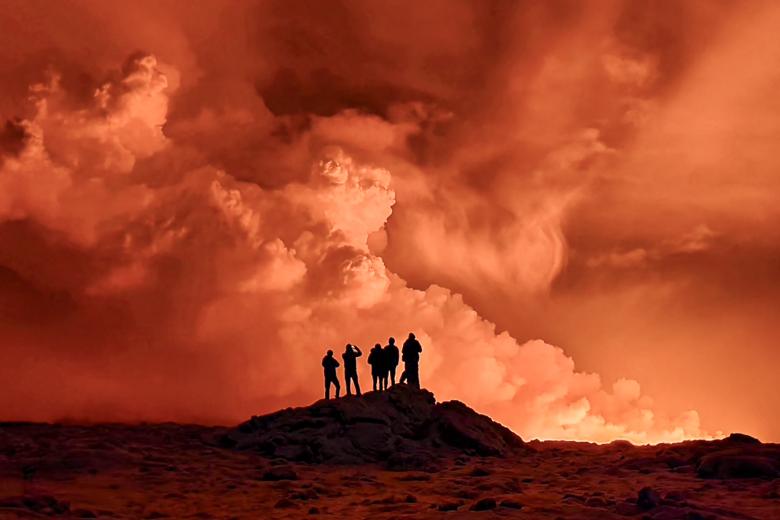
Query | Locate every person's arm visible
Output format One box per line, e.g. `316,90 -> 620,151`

335,359 -> 340,367
355,346 -> 362,357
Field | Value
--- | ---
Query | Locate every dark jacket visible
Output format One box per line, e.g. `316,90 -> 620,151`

402,338 -> 422,363
322,356 -> 339,378
383,344 -> 399,367
342,346 -> 362,373
367,346 -> 385,375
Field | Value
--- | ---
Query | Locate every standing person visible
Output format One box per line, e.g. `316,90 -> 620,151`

322,349 -> 341,399
402,332 -> 423,389
383,337 -> 400,387
342,343 -> 362,396
367,343 -> 386,391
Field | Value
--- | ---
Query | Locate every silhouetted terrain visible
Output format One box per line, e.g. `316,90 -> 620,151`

220,385 -> 524,466
0,387 -> 778,518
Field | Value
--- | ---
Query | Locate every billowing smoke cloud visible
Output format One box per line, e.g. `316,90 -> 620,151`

0,52 -> 707,443
2,0 -> 779,442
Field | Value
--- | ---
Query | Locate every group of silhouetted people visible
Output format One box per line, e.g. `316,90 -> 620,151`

321,333 -> 423,399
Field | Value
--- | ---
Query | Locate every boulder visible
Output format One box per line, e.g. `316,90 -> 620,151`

499,499 -> 523,509
437,502 -> 461,511
697,451 -> 778,479
470,498 -> 497,511
723,433 -> 761,445
637,487 -> 661,510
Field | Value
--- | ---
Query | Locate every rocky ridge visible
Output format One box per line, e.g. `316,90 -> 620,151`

219,385 -> 525,468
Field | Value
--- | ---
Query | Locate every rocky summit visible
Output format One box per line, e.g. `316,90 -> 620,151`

219,385 -> 525,467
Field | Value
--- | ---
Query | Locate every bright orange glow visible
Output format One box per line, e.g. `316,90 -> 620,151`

0,1 -> 778,443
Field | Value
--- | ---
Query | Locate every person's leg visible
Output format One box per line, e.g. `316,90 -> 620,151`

373,374 -> 378,391
334,378 -> 341,398
390,366 -> 396,386
410,364 -> 420,388
345,372 -> 352,396
399,370 -> 407,384
354,375 -> 361,396
325,379 -> 331,399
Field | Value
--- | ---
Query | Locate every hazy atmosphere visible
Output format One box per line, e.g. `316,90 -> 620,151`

1,0 -> 779,444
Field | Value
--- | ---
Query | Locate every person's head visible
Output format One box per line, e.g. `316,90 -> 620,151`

327,349 -> 333,357
345,343 -> 351,352
408,332 -> 415,339
375,343 -> 381,349
388,337 -> 395,345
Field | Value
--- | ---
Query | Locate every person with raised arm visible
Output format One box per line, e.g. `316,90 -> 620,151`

342,343 -> 362,396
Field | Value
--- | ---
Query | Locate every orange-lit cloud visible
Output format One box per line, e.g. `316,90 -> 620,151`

1,0 -> 778,443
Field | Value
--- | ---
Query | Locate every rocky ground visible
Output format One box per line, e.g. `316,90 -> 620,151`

0,386 -> 778,519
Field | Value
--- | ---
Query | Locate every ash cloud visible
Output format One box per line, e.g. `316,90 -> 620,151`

0,53 -> 701,443
1,0 -> 778,441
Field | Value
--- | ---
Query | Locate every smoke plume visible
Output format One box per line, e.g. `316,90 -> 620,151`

2,0 -> 780,442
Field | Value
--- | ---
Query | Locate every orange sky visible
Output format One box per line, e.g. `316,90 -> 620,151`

0,0 -> 778,443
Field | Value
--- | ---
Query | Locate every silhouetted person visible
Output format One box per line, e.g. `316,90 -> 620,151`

342,343 -> 362,396
322,349 -> 341,399
368,343 -> 386,391
383,337 -> 400,387
402,332 -> 423,389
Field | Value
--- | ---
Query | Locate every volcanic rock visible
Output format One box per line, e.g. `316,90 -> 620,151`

220,385 -> 524,465
437,502 -> 461,511
690,433 -> 780,479
697,451 -> 778,479
469,466 -> 491,477
3,422 -> 780,519
637,486 -> 661,510
260,466 -> 298,481
499,499 -> 523,509
470,497 -> 497,511
723,432 -> 761,445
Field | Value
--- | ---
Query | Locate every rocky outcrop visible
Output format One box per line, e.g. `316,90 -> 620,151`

219,385 -> 524,466
697,450 -> 779,479
690,433 -> 780,479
